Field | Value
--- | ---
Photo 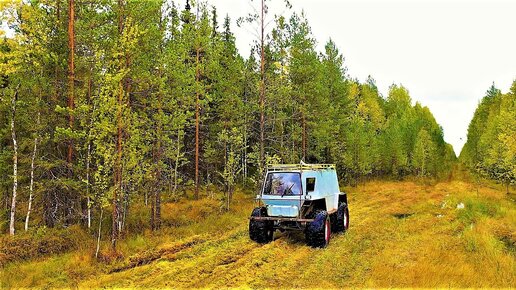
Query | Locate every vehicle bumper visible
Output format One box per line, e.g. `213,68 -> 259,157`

249,216 -> 314,222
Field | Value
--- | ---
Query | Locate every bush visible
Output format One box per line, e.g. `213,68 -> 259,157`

0,225 -> 88,266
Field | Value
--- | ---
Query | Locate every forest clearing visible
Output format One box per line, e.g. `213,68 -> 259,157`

1,0 -> 516,288
1,176 -> 514,288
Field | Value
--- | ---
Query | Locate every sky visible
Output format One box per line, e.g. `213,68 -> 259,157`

209,0 -> 516,156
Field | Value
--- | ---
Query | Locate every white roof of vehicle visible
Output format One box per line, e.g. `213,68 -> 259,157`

267,163 -> 336,172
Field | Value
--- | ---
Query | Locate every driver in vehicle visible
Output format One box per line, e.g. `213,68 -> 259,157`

268,173 -> 301,196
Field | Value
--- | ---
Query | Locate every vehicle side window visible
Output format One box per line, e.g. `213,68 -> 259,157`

306,178 -> 315,193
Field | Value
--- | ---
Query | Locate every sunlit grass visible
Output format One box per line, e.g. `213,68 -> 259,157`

1,180 -> 514,288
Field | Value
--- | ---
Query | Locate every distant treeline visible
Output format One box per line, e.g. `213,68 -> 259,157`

0,1 -> 454,246
460,82 -> 516,191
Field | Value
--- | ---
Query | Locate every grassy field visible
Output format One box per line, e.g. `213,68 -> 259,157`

1,178 -> 515,288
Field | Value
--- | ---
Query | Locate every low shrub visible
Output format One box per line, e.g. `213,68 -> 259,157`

0,225 -> 88,266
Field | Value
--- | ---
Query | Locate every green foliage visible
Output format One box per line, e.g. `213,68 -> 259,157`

216,127 -> 244,210
461,82 -> 516,189
0,0 -> 455,238
413,128 -> 435,177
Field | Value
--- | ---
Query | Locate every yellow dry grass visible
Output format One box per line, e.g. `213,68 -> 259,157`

1,179 -> 514,288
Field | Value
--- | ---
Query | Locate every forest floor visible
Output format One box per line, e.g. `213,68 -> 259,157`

1,178 -> 515,288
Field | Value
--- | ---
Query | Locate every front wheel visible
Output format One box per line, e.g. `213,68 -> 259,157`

249,207 -> 274,244
333,202 -> 350,233
305,210 -> 331,248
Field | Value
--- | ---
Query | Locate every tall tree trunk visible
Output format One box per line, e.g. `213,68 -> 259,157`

155,144 -> 161,230
86,141 -> 91,228
195,47 -> 200,200
154,187 -> 160,230
227,189 -> 230,211
302,112 -> 306,161
53,0 -> 61,102
113,79 -> 123,250
150,136 -> 155,230
259,0 -> 265,170
224,127 -> 228,210
95,206 -> 103,259
25,109 -> 40,231
243,124 -> 247,184
113,0 -> 125,250
153,17 -> 164,229
9,85 -> 20,236
150,143 -> 155,229
67,0 -> 75,165
291,111 -> 295,161
86,76 -> 93,229
173,128 -> 181,194
122,185 -> 128,231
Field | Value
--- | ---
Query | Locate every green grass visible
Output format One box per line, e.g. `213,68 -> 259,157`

1,180 -> 515,288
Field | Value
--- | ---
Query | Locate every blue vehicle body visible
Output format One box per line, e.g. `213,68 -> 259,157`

249,163 -> 349,247
252,163 -> 348,228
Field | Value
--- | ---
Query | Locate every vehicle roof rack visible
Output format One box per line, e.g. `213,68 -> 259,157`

267,163 -> 336,171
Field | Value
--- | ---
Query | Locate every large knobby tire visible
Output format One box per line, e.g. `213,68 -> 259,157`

249,207 -> 274,244
333,202 -> 350,233
305,210 -> 331,248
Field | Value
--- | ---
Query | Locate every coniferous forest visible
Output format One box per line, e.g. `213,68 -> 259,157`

460,83 -> 516,191
0,1 -> 515,287
0,0 -> 455,238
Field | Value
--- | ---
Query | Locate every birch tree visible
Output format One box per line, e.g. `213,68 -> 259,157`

9,85 -> 19,235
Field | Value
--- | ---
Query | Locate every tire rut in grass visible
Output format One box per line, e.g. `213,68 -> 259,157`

135,228 -> 267,287
109,234 -> 209,273
206,239 -> 313,288
135,226 -> 306,288
109,224 -> 250,274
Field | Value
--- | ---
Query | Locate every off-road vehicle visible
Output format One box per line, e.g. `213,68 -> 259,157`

249,163 -> 349,248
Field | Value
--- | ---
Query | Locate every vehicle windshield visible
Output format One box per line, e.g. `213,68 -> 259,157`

263,172 -> 302,196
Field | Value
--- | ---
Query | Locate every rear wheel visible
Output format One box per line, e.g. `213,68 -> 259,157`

305,210 -> 330,248
249,207 -> 274,243
334,202 -> 349,233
